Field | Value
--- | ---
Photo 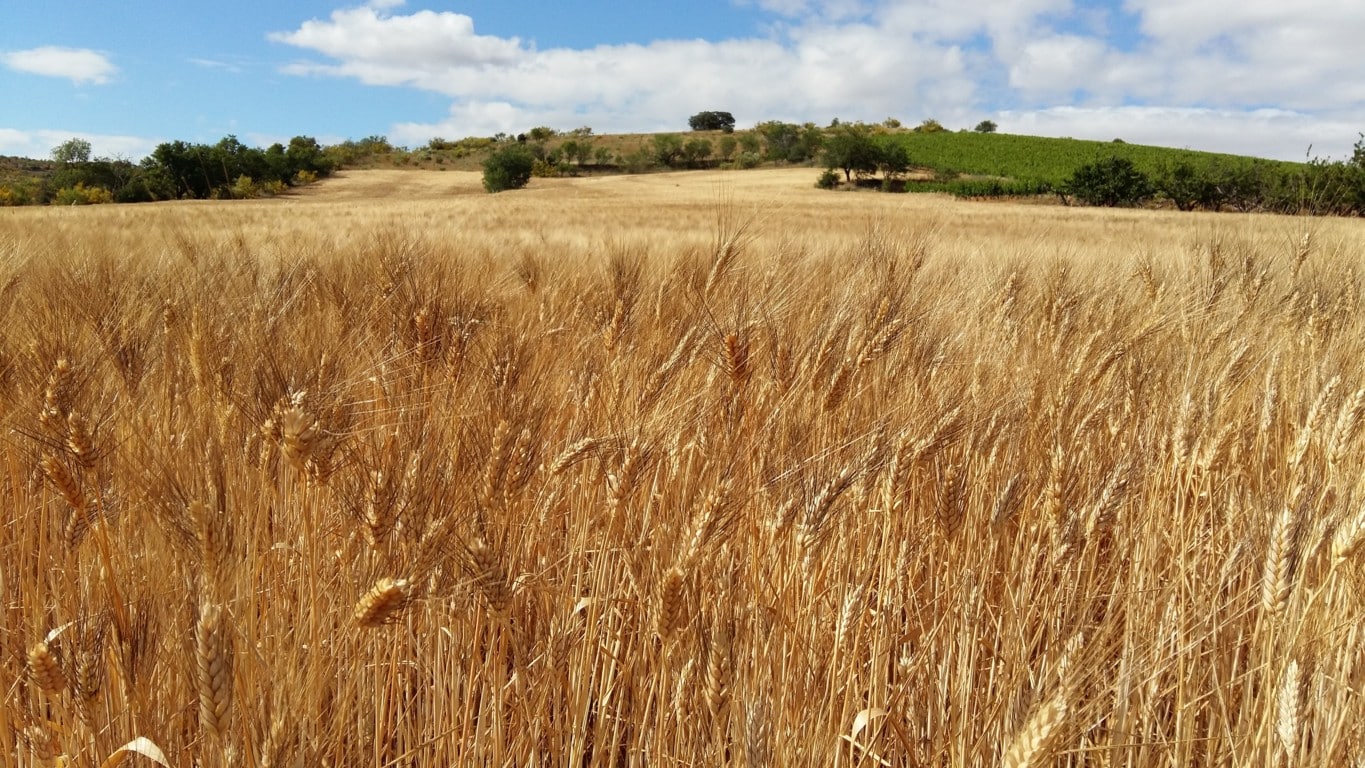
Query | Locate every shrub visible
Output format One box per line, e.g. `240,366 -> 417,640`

0,182 -> 37,206
51,183 -> 113,205
816,169 -> 841,189
230,175 -> 259,199
482,145 -> 536,192
734,152 -> 763,170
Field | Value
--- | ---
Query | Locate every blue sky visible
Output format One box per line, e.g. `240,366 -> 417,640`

3,0 -> 1363,161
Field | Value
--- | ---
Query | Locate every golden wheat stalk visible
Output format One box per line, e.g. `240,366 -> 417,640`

196,602 -> 234,740
469,538 -> 511,615
1002,689 -> 1069,768
27,640 -> 66,695
1261,502 -> 1298,617
1275,658 -> 1302,759
654,566 -> 687,640
354,577 -> 415,628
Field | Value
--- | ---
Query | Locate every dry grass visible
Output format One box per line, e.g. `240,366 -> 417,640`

3,169 -> 1365,765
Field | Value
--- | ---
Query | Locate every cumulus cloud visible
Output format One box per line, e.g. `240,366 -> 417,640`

999,106 -> 1358,161
1,46 -> 117,85
271,3 -> 975,139
0,129 -> 158,161
270,1 -> 1365,160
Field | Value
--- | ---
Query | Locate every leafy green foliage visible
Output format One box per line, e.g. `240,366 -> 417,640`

718,135 -> 738,162
143,135 -> 335,200
51,138 -> 92,164
688,111 -> 736,132
1064,156 -> 1154,207
754,121 -> 824,163
974,121 -> 998,134
482,145 -> 536,192
823,124 -> 880,181
682,138 -> 713,167
651,134 -> 685,167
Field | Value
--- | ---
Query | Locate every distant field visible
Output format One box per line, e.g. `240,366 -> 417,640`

3,170 -> 1365,765
889,130 -> 1305,185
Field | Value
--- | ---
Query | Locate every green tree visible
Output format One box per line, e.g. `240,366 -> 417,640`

682,138 -> 713,167
755,121 -> 822,163
527,126 -> 557,141
652,134 -> 685,167
823,124 -> 879,181
973,120 -> 998,134
688,111 -> 736,132
1155,161 -> 1215,212
1064,156 -> 1153,207
482,145 -> 536,192
875,137 -> 911,178
51,138 -> 92,164
718,135 -> 738,162
914,119 -> 946,133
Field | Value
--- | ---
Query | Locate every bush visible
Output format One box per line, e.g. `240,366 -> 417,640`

482,145 -> 536,192
51,183 -> 113,205
734,152 -> 763,170
816,169 -> 841,189
230,175 -> 259,199
0,181 -> 38,206
1064,156 -> 1153,207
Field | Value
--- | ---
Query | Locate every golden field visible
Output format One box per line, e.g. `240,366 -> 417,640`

4,168 -> 1365,766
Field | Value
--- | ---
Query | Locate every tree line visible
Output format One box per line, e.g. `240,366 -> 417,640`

1,135 -> 338,205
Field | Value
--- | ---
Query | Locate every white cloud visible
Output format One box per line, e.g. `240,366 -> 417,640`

270,1 -> 1365,160
0,129 -> 159,161
1008,35 -> 1109,96
1,46 -> 117,85
271,4 -> 975,139
998,106 -> 1360,161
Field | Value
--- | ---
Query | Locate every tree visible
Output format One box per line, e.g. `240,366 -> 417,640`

560,140 -> 590,166
682,138 -> 713,167
527,126 -> 557,141
1155,161 -> 1215,212
1064,156 -> 1153,207
753,121 -> 822,163
51,138 -> 92,164
974,120 -> 998,134
688,111 -> 736,132
823,124 -> 879,181
718,135 -> 738,162
875,137 -> 911,178
914,119 -> 946,134
482,145 -> 536,192
652,134 -> 685,167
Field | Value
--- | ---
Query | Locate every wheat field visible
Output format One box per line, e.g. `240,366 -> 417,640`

3,168 -> 1365,766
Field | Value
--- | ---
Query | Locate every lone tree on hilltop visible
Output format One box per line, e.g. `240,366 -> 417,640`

974,120 -> 998,133
688,111 -> 736,133
52,138 -> 93,164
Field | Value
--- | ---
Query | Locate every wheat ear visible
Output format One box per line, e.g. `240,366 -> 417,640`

354,577 -> 414,628
197,602 -> 234,740
1002,689 -> 1069,768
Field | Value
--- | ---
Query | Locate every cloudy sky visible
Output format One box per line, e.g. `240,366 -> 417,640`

2,0 -> 1362,161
